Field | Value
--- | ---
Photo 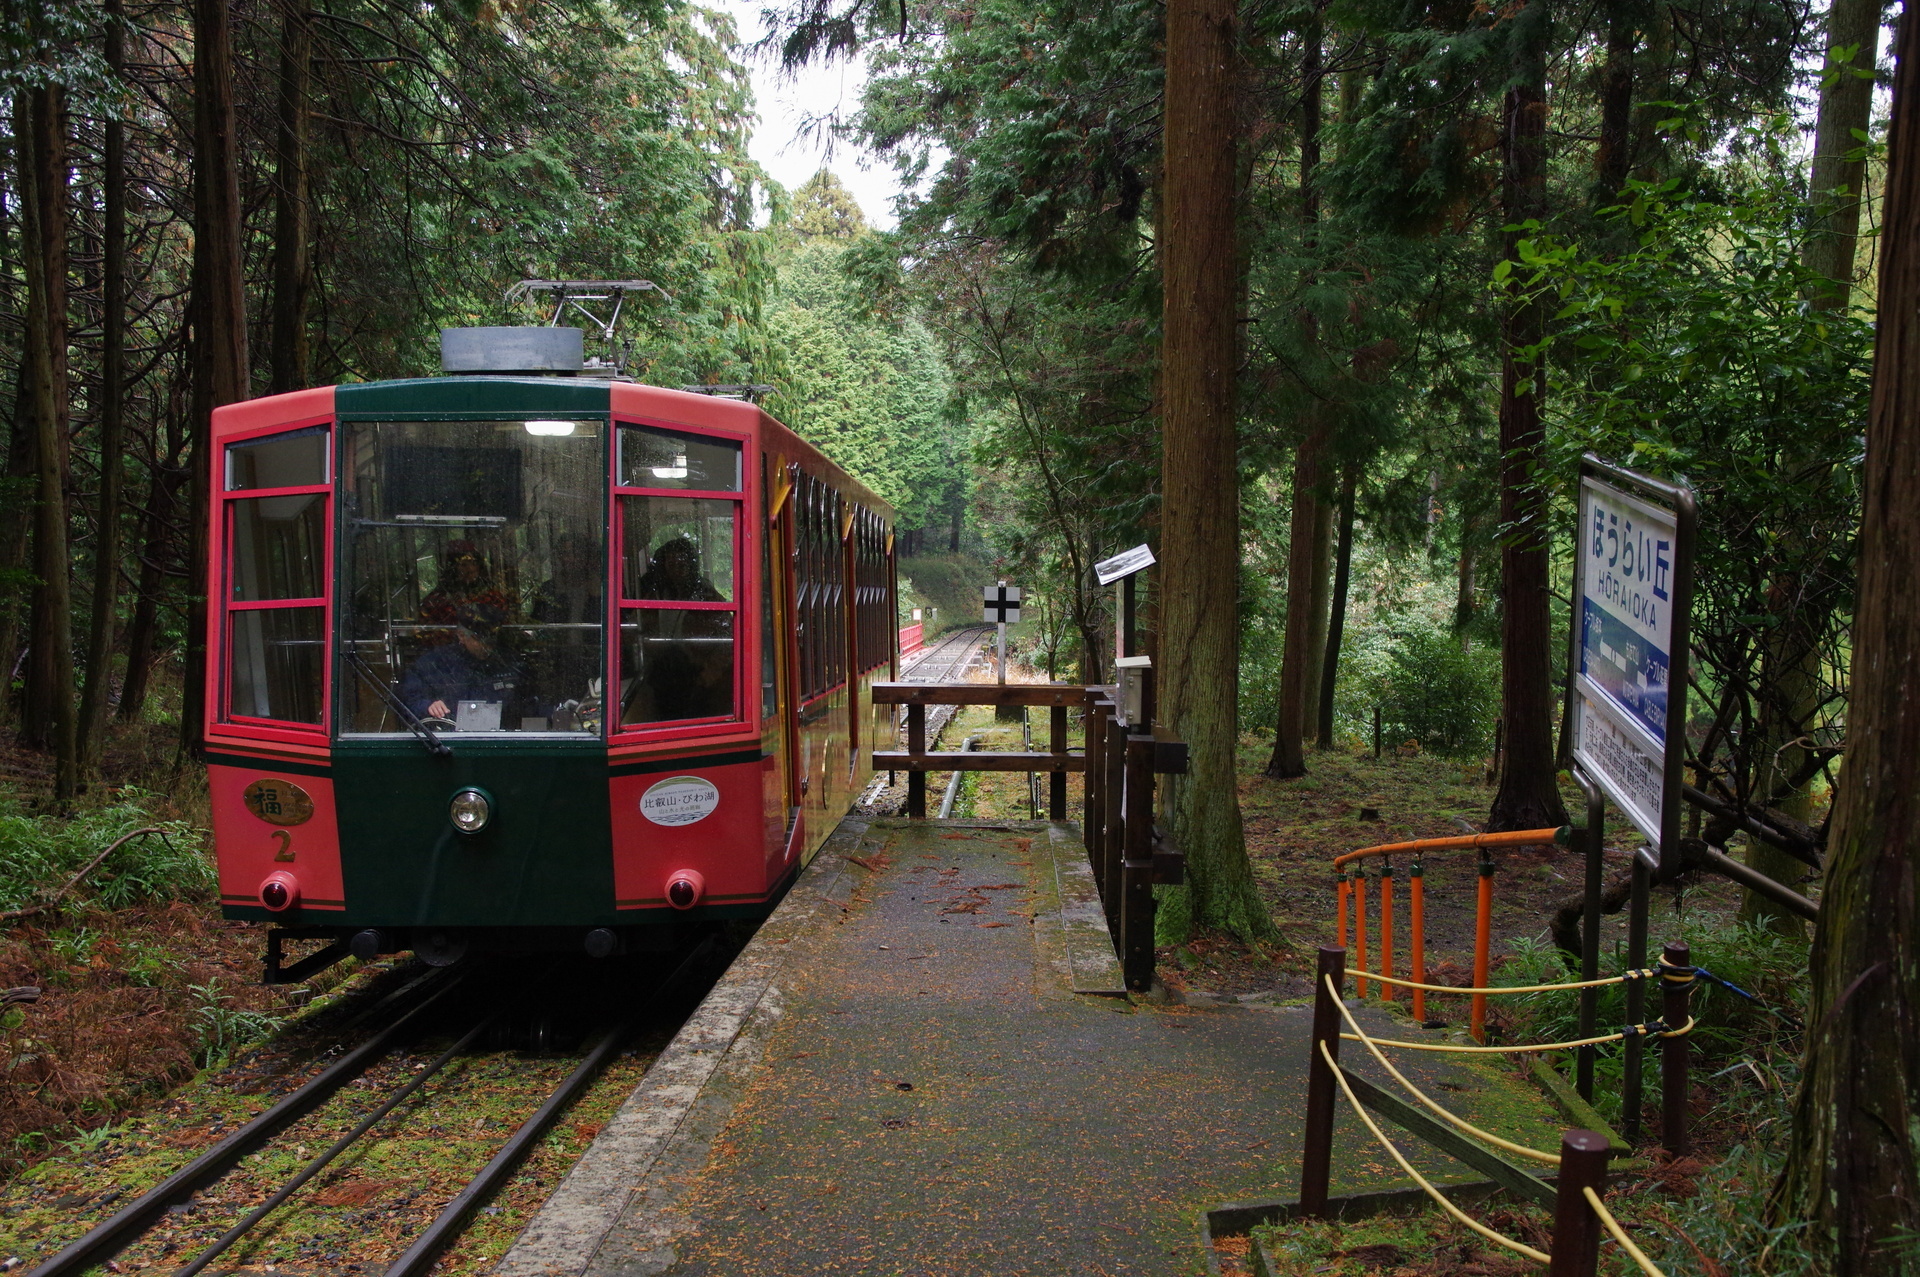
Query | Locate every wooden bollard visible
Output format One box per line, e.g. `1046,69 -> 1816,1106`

1662,941 -> 1692,1158
1548,1130 -> 1611,1277
1300,946 -> 1347,1217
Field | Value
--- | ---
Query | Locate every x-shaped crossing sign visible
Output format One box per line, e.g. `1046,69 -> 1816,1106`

984,584 -> 1022,624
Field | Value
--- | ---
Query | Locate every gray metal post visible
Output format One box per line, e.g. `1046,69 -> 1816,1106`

1622,852 -> 1651,1143
1575,772 -> 1604,1101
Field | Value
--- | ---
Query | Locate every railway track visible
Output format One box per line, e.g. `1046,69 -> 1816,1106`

900,624 -> 991,684
861,626 -> 993,813
24,941 -> 725,1277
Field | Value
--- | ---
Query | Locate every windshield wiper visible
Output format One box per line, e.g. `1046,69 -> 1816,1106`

342,647 -> 452,757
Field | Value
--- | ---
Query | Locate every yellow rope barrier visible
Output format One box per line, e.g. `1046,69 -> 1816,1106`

1583,1186 -> 1667,1276
1343,966 -> 1662,996
1323,976 -> 1561,1166
1341,1016 -> 1696,1055
1318,1041 -> 1551,1265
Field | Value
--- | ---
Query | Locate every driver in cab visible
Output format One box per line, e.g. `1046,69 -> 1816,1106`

400,602 -> 527,726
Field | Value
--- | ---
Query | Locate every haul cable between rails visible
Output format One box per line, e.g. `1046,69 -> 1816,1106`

170,1012 -> 503,1276
27,968 -> 466,1277
29,938 -> 720,1277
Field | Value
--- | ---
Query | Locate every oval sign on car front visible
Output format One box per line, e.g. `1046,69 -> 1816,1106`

640,775 -> 720,827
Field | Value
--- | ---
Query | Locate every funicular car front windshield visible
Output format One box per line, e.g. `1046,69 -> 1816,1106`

337,418 -> 606,736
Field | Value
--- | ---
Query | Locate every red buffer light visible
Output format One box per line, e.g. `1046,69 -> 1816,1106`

665,870 -> 706,910
259,871 -> 300,913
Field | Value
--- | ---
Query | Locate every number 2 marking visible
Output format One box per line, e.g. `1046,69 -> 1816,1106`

272,830 -> 295,862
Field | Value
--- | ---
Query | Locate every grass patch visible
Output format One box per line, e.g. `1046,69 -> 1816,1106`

0,781 -> 330,1179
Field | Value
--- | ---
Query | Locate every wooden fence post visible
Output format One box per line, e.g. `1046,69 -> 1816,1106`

1049,704 -> 1069,820
906,702 -> 926,819
1548,1130 -> 1610,1277
1121,731 -> 1156,991
1662,940 -> 1692,1158
1101,717 -> 1126,926
1084,696 -> 1107,860
1300,946 -> 1347,1216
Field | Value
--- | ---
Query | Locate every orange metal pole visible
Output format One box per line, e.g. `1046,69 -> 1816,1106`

1354,869 -> 1369,999
1334,825 -> 1565,869
1410,861 -> 1426,1023
1379,858 -> 1395,1003
1336,876 -> 1349,950
1471,853 -> 1494,1042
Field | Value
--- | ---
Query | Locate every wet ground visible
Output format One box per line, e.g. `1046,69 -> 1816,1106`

541,818 -> 1563,1277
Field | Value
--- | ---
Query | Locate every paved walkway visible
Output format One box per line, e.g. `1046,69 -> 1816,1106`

497,818 -> 1564,1277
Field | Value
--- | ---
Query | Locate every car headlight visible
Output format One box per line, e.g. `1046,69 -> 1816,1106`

449,787 -> 493,834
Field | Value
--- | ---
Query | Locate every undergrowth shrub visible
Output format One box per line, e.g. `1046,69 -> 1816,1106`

1495,914 -> 1807,1127
1377,628 -> 1499,758
0,792 -> 209,914
190,981 -> 287,1068
1488,914 -> 1813,1273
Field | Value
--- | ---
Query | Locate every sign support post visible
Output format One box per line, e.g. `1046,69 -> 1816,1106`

1565,453 -> 1696,1141
1094,543 -> 1157,677
982,581 -> 1022,686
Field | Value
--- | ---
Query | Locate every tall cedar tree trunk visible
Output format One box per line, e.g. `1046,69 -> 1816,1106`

79,1 -> 128,763
1316,468 -> 1354,745
1160,0 -> 1274,942
1592,0 -> 1638,205
1772,8 -> 1920,1263
22,86 -> 77,799
120,417 -> 186,723
0,107 -> 36,699
186,0 -> 251,756
1268,429 -> 1325,777
1743,0 -> 1886,934
1454,502 -> 1477,631
1487,5 -> 1568,834
1806,0 -> 1884,307
1314,71 -> 1367,748
1301,490 -> 1333,730
1265,6 -> 1325,779
269,0 -> 312,394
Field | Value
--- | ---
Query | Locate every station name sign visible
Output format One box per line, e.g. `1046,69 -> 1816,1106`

1569,463 -> 1695,861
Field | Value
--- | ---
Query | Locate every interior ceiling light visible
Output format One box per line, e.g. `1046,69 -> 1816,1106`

524,419 -> 576,437
651,454 -> 689,479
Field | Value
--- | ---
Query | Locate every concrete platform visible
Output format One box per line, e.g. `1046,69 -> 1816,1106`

495,818 -> 1565,1277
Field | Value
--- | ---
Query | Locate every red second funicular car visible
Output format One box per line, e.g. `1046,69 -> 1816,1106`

203,330 -> 897,975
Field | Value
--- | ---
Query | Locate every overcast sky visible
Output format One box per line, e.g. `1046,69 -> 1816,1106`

712,1 -> 909,230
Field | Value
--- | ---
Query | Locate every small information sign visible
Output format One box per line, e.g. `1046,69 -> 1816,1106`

1570,461 -> 1694,860
1094,544 -> 1156,586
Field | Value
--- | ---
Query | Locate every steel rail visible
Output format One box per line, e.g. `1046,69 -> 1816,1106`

28,972 -> 463,1277
381,937 -> 724,1276
902,625 -> 990,683
173,1013 -> 501,1276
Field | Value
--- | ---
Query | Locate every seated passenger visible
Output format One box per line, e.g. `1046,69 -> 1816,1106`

637,535 -> 726,602
419,540 -> 513,647
399,603 -> 530,726
627,536 -> 730,723
532,533 -> 603,624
